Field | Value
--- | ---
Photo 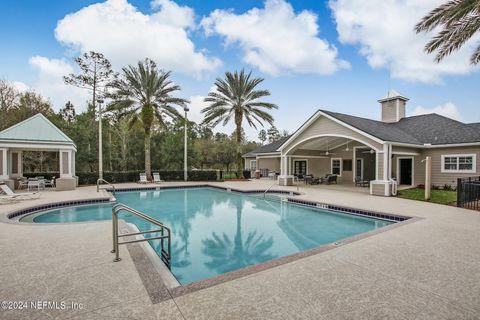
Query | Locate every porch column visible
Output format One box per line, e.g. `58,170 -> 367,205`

57,149 -> 76,191
280,155 -> 286,176
352,147 -> 356,182
0,148 -> 8,180
59,150 -> 72,178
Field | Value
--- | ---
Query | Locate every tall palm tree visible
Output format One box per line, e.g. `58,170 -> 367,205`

415,0 -> 480,64
108,58 -> 188,179
202,70 -> 278,178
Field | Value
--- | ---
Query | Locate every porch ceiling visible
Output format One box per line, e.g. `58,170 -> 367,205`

294,136 -> 370,152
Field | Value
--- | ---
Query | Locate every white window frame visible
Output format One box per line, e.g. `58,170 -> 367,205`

331,157 -> 342,177
293,159 -> 309,175
250,160 -> 257,171
441,154 -> 476,173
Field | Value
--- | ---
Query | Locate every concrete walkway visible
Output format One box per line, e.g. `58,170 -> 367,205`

0,180 -> 479,319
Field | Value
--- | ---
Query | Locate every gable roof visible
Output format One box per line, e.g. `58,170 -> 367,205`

243,135 -> 291,157
0,113 -> 74,145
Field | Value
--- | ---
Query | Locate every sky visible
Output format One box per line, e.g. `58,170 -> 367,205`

1,0 -> 479,140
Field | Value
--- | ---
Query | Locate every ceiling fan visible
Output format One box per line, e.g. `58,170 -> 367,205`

361,149 -> 376,154
324,138 -> 336,156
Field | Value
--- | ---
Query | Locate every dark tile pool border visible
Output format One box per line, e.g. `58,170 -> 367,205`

6,198 -> 111,220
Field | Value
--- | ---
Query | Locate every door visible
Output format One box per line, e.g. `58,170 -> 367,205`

399,158 -> 413,185
294,160 -> 307,176
356,158 -> 363,179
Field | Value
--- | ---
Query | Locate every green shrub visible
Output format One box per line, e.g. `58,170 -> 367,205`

74,170 -> 217,185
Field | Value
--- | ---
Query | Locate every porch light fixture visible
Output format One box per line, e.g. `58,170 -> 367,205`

345,140 -> 350,152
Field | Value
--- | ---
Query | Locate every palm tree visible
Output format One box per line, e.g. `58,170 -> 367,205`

108,58 -> 188,179
415,0 -> 480,64
202,70 -> 278,178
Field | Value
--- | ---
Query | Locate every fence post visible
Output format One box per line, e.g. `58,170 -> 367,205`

456,178 -> 462,207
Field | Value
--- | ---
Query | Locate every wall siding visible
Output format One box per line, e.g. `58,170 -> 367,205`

258,157 -> 280,172
419,147 -> 480,187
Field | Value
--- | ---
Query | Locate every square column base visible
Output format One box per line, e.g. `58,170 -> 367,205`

278,175 -> 294,186
56,177 -> 77,191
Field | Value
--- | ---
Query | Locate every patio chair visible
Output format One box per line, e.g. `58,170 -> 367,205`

325,174 -> 338,184
138,173 -> 149,184
354,176 -> 369,187
44,178 -> 55,188
152,173 -> 164,184
0,183 -> 40,200
18,178 -> 28,190
28,178 -> 41,191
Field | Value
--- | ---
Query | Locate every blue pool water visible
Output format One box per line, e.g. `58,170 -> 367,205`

26,188 -> 393,284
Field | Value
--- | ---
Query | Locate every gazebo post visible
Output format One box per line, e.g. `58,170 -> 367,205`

57,149 -> 76,191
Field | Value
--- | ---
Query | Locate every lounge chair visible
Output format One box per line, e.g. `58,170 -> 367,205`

18,179 -> 28,189
152,173 -> 164,184
0,183 -> 40,200
138,173 -> 149,184
355,176 -> 369,187
0,195 -> 19,204
44,178 -> 55,188
320,174 -> 338,184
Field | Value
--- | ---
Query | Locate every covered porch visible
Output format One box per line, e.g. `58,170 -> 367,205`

0,114 -> 77,191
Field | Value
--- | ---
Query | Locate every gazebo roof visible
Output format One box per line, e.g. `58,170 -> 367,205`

0,113 -> 76,149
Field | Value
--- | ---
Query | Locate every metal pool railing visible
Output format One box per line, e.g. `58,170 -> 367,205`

111,204 -> 171,269
97,178 -> 116,195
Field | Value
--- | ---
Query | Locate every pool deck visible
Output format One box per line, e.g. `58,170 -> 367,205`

1,180 -> 479,319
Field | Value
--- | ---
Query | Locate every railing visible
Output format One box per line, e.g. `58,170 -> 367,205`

97,178 -> 116,195
111,204 -> 172,269
263,181 -> 278,198
457,176 -> 480,210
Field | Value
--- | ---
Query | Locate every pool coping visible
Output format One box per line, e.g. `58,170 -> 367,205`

1,184 -> 418,303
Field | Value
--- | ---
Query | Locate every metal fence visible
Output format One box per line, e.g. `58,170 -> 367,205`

457,176 -> 480,210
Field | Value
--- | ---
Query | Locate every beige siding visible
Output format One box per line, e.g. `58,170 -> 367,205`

258,157 -> 280,172
392,146 -> 421,154
381,100 -> 406,123
420,146 -> 480,187
284,115 -> 383,153
244,157 -> 256,170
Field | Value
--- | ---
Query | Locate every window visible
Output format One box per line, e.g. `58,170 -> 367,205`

343,159 -> 352,171
441,154 -> 476,173
331,158 -> 342,176
250,160 -> 257,171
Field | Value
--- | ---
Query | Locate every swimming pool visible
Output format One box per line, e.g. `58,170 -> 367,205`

23,187 -> 393,284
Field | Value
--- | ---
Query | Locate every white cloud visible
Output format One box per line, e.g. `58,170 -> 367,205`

201,0 -> 349,76
409,102 -> 462,121
29,56 -> 89,110
187,95 -> 207,123
11,81 -> 29,93
329,0 -> 479,83
54,0 -> 221,77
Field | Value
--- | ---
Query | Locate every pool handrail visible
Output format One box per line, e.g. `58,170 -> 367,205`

97,178 -> 116,195
111,203 -> 171,269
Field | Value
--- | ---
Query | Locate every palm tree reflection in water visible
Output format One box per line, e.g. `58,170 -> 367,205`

201,196 -> 276,274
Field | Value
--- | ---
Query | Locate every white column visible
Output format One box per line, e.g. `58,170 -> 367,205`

59,149 -> 73,178
18,151 -> 23,177
383,143 -> 389,181
280,155 -> 286,176
0,148 -> 8,180
288,156 -> 292,176
352,147 -> 356,182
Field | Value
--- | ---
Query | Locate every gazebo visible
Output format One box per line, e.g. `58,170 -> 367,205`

0,113 -> 77,191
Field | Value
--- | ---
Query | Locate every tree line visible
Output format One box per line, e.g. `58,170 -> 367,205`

0,52 -> 288,178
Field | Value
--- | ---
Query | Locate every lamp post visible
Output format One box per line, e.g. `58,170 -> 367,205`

97,99 -> 104,180
184,106 -> 189,182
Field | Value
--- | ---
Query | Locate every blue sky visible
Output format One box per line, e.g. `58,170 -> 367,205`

1,0 -> 479,140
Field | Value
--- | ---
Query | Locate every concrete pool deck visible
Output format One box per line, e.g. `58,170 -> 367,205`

0,180 -> 479,319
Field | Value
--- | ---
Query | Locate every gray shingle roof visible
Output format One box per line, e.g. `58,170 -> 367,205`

244,110 -> 480,157
243,135 -> 291,157
321,110 -> 480,145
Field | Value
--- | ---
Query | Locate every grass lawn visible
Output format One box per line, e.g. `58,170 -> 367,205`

398,188 -> 457,205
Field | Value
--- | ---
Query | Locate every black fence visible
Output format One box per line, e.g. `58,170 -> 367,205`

457,176 -> 480,210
